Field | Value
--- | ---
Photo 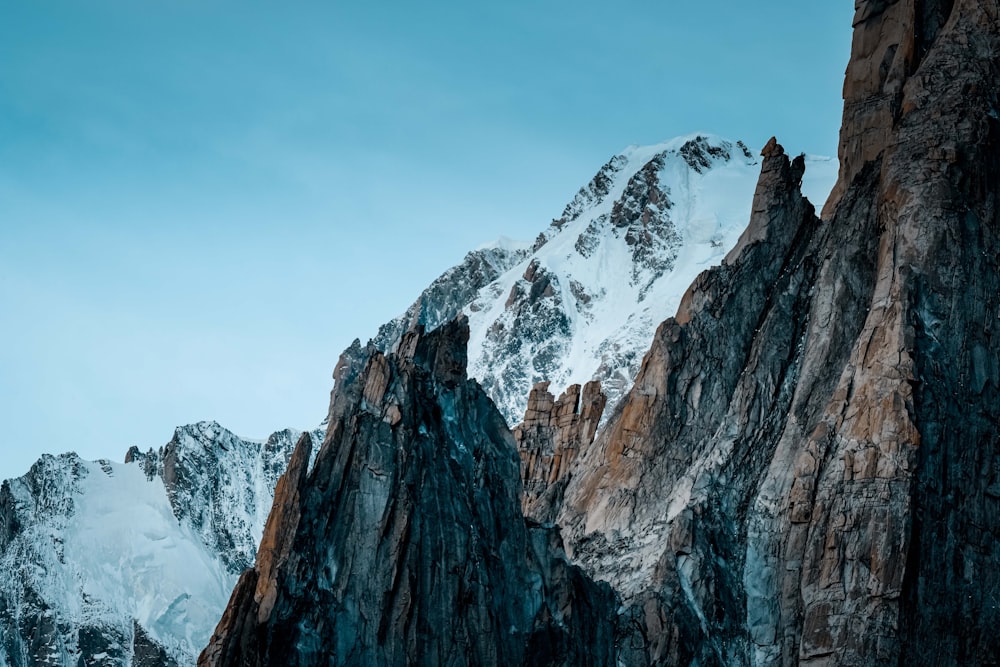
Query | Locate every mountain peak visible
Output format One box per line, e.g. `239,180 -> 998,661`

201,293 -> 617,667
370,134 -> 836,426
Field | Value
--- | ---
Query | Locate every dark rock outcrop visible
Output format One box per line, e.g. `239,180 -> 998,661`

132,623 -> 180,667
607,150 -> 679,294
200,318 -> 618,667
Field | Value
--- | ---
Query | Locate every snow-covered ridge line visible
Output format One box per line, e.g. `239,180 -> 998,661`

371,134 -> 838,424
0,421 -> 322,667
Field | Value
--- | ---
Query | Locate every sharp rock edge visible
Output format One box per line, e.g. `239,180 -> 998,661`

556,1 -> 1000,664
370,134 -> 837,427
200,318 -> 619,667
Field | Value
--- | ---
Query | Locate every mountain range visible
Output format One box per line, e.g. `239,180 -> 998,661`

0,133 -> 831,667
201,1 -> 1000,664
4,0 -> 1000,665
0,424 -> 322,666
372,133 -> 836,424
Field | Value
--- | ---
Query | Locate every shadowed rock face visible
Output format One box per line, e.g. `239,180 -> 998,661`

199,318 -> 618,667
558,138 -> 831,666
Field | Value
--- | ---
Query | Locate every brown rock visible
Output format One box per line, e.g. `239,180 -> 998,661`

199,432 -> 313,665
512,380 -> 606,521
551,2 -> 1000,665
200,3 -> 1000,665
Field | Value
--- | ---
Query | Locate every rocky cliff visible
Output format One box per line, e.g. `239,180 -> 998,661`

371,136 -> 837,425
553,1 -> 1000,665
513,380 -> 606,522
199,319 -> 619,667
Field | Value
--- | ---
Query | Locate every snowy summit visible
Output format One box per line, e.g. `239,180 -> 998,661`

374,134 -> 837,422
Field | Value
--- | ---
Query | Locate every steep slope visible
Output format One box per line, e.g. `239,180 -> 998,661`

373,135 -> 837,424
200,319 -> 619,667
0,423 -> 321,667
554,139 -> 840,665
126,422 -> 320,573
548,1 -> 1000,665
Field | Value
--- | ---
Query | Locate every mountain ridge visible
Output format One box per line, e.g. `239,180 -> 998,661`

0,132 -> 831,667
372,133 -> 837,425
200,0 -> 1000,663
0,422 -> 322,667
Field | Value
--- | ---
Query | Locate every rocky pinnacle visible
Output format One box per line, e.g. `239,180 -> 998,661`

557,1 -> 1000,664
199,318 -> 618,667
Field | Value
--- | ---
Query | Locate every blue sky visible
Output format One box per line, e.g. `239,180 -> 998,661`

0,1 -> 853,481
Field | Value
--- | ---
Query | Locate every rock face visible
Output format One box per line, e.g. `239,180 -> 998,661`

549,2 -> 1000,665
371,241 -> 531,356
0,423 -> 321,667
513,381 -> 606,521
558,138 -> 841,666
199,319 -> 619,667
371,136 -> 837,425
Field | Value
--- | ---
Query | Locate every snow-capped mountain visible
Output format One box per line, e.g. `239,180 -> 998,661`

200,0 -> 1000,656
0,422 -> 322,667
374,134 -> 837,423
0,133 -> 838,667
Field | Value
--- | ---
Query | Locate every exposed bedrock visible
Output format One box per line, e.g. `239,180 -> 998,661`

199,319 -> 619,667
556,1 -> 1000,665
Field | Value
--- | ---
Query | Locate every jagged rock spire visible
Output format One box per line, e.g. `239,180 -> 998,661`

555,1 -> 1000,664
200,318 -> 619,666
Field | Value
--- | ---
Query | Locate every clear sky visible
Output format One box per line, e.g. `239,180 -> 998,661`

0,1 -> 853,481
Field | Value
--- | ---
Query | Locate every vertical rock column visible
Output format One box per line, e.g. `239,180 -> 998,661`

513,380 -> 606,521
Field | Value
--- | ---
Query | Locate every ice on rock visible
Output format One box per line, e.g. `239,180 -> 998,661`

0,422 -> 323,667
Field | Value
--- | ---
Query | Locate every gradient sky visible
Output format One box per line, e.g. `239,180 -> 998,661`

0,1 -> 853,482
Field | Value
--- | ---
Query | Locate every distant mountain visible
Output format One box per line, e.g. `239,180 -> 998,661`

0,422 -> 321,667
372,134 -> 837,423
202,0 -> 1000,661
